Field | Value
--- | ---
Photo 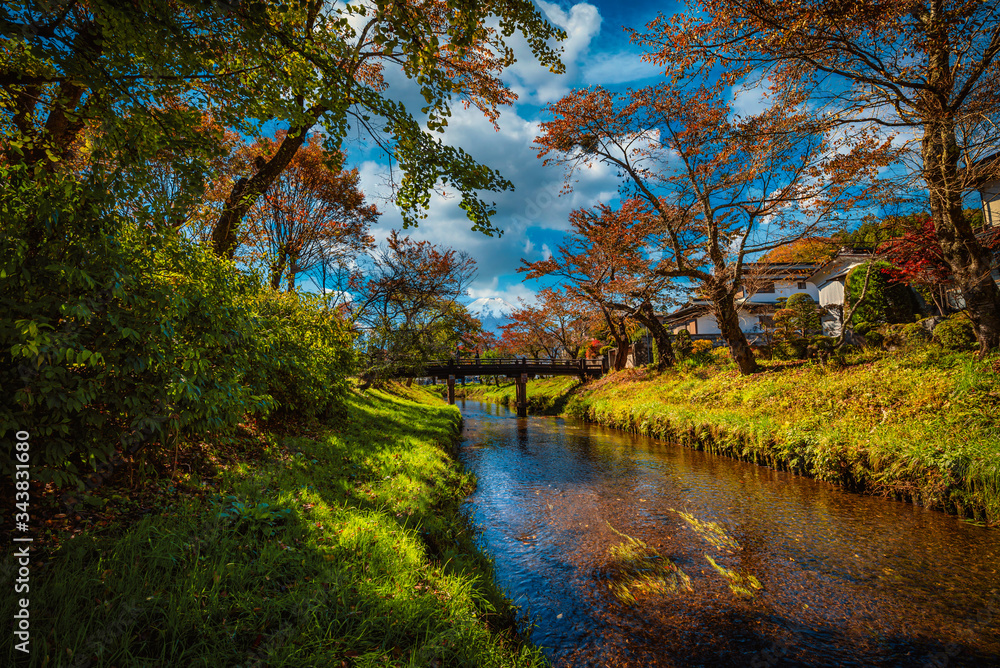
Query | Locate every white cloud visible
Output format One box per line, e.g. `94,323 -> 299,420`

466,279 -> 538,306
352,99 -> 623,295
504,2 -> 602,104
584,51 -> 662,85
729,81 -> 773,118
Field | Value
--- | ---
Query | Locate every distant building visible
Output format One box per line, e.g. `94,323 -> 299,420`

662,261 -> 826,344
975,152 -> 1000,228
804,250 -> 873,336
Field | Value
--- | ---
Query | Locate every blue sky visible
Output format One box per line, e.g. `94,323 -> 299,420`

347,1 -> 685,307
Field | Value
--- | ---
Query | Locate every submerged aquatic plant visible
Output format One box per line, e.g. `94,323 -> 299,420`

604,522 -> 692,605
705,555 -> 763,598
672,509 -> 741,552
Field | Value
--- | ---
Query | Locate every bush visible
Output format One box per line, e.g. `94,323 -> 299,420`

806,335 -> 836,359
248,291 -> 354,419
784,293 -> 822,334
901,322 -> 931,348
710,346 -> 732,364
674,330 -> 693,359
846,261 -> 921,325
689,339 -> 714,363
0,168 -> 354,487
862,329 -> 885,349
933,313 -> 977,351
775,336 -> 808,360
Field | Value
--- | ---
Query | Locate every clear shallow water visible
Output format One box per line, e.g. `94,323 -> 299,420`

456,400 -> 1000,667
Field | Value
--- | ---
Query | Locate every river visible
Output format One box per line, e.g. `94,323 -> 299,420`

456,400 -> 1000,667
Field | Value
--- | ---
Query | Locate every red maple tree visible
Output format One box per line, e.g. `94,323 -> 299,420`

878,215 -> 953,316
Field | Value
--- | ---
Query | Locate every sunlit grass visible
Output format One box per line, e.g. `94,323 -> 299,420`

559,348 -> 1000,525
2,384 -> 545,667
463,376 -> 582,414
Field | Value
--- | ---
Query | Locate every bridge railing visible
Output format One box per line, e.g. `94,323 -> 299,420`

423,357 -> 604,369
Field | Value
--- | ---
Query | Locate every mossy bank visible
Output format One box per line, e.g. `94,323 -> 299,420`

471,351 -> 1000,526
1,384 -> 545,667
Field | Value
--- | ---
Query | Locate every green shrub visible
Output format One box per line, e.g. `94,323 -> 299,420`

933,313 -> 977,351
248,291 -> 354,419
689,339 -> 714,363
775,336 -> 808,360
902,322 -> 931,347
784,293 -> 822,334
845,261 -> 921,325
861,329 -> 885,349
0,168 -> 354,486
674,330 -> 693,359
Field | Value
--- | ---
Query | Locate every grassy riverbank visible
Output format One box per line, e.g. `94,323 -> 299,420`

462,377 -> 581,414
483,350 -> 1000,525
1,385 -> 544,667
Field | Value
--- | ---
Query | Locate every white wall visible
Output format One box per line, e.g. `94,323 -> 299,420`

697,315 -> 720,334
744,279 -> 819,303
982,183 -> 1000,228
817,280 -> 845,308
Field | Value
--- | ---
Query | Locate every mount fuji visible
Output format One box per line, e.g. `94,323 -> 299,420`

467,296 -> 515,333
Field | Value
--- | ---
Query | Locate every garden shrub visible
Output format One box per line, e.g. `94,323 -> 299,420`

806,335 -> 835,358
845,261 -> 921,325
901,322 -> 930,347
932,313 -> 977,351
861,329 -> 885,349
689,339 -> 714,363
247,291 -> 354,419
784,293 -> 822,334
0,168 -> 354,487
674,330 -> 693,359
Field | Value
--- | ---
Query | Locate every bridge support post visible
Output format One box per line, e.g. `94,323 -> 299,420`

515,373 -> 528,417
447,375 -> 455,405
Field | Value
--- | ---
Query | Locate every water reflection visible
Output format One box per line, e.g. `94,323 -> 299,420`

457,400 -> 1000,667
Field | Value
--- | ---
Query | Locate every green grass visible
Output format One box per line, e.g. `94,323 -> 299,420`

1,385 -> 546,667
462,376 -> 582,414
487,349 -> 1000,525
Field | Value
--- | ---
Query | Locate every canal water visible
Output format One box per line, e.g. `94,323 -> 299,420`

456,400 -> 1000,667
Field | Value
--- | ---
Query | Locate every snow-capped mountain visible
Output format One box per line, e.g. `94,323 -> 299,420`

467,297 -> 515,333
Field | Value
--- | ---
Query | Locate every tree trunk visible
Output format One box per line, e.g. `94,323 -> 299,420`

210,108 -> 325,259
711,287 -> 758,375
599,305 -> 631,371
269,245 -> 288,290
635,300 -> 675,372
921,40 -> 1000,355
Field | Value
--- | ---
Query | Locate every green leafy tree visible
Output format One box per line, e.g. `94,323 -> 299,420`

1,0 -> 565,249
784,293 -> 822,336
846,261 -> 921,327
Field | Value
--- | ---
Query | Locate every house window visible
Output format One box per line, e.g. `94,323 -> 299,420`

757,282 -> 775,293
797,281 -> 807,289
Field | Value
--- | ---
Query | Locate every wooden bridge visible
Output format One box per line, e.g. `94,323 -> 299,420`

422,358 -> 605,417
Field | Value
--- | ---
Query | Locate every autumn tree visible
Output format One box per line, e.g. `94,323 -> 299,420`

536,80 -> 888,375
521,200 -> 679,372
228,133 -> 380,290
499,289 -> 594,360
636,0 -> 1000,354
759,237 -> 838,264
877,215 -> 953,315
2,0 -> 565,249
535,288 -> 596,360
351,232 -> 477,386
500,301 -> 558,360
